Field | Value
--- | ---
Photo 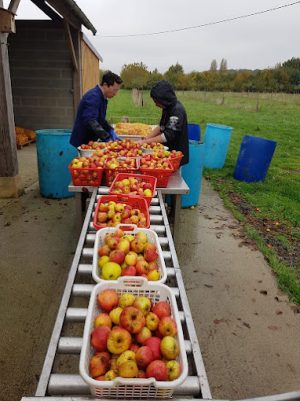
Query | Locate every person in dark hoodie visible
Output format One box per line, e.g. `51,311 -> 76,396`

70,71 -> 122,148
139,80 -> 189,166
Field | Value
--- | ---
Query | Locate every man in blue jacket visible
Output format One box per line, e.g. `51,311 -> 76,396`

139,80 -> 189,166
70,71 -> 122,148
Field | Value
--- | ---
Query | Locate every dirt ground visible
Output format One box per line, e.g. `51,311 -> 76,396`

0,144 -> 299,401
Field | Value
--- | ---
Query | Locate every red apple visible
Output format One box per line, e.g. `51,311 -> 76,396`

98,244 -> 111,257
89,352 -> 110,378
121,265 -> 137,276
97,289 -> 119,312
144,243 -> 158,263
135,346 -> 154,369
91,326 -> 111,351
152,301 -> 171,319
146,360 -> 168,381
144,337 -> 161,360
109,249 -> 125,265
120,306 -> 146,334
135,326 -> 152,344
136,259 -> 149,276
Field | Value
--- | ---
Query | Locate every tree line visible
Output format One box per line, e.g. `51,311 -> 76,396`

114,58 -> 300,93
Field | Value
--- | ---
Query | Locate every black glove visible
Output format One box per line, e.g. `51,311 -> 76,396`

87,120 -> 110,142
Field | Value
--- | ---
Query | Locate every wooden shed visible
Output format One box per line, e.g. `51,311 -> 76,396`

0,0 -> 102,198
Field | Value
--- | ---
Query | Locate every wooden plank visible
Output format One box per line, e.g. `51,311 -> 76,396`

81,35 -> 100,93
8,0 -> 21,14
30,0 -> 61,22
64,21 -> 78,72
46,0 -> 81,30
0,30 -> 19,177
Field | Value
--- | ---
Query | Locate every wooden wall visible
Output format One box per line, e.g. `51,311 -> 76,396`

81,37 -> 100,94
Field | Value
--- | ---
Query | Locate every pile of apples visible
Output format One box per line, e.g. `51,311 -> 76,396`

106,140 -> 142,158
97,228 -> 161,280
110,176 -> 153,198
140,154 -> 173,170
81,141 -> 107,150
89,289 -> 182,382
105,158 -> 137,170
96,201 -> 148,228
70,156 -> 106,186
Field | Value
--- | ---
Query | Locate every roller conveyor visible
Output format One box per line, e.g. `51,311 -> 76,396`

21,187 -> 212,401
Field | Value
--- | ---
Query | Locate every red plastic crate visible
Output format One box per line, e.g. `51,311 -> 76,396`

109,173 -> 157,206
69,164 -> 104,187
104,157 -> 139,186
139,162 -> 174,188
93,194 -> 150,230
169,152 -> 183,171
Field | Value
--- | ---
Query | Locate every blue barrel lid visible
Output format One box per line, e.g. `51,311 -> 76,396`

206,123 -> 232,130
36,129 -> 71,136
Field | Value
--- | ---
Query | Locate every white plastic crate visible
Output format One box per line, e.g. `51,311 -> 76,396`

92,225 -> 167,284
79,278 -> 188,399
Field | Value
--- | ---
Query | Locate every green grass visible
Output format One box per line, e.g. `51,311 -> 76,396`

108,89 -> 300,303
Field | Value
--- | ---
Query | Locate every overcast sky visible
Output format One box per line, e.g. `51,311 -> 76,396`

7,0 -> 300,74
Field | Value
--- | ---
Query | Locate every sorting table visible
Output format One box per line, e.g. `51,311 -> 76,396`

68,170 -> 189,244
21,188 -> 211,401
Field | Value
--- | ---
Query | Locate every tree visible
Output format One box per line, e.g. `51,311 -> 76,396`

219,58 -> 228,71
120,63 -> 150,89
210,59 -> 217,71
147,69 -> 164,88
164,63 -> 184,88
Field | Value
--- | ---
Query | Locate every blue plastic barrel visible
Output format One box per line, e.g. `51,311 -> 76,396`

233,135 -> 277,183
181,141 -> 205,207
188,123 -> 201,141
204,123 -> 233,168
35,129 -> 78,198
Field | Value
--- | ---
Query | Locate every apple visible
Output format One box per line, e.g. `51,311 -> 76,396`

97,289 -> 119,312
130,238 -> 145,253
117,238 -> 130,254
137,369 -> 147,378
147,269 -> 160,281
160,336 -> 179,360
107,327 -> 132,354
89,352 -> 110,378
130,343 -> 139,353
105,369 -> 117,381
125,251 -> 138,266
135,346 -> 154,369
135,231 -> 148,244
98,245 -> 111,257
105,235 -> 119,250
166,360 -> 181,381
121,265 -> 137,276
146,360 -> 168,381
133,296 -> 151,316
101,262 -> 122,280
109,307 -> 123,325
158,316 -> 177,337
118,360 -> 139,378
152,301 -> 171,319
145,312 -> 159,331
143,188 -> 152,197
144,243 -> 158,263
135,326 -> 152,344
109,249 -> 125,265
91,326 -> 111,351
135,259 -> 149,276
116,350 -> 136,367
94,312 -> 112,329
120,306 -> 146,334
98,255 -> 110,269
147,261 -> 159,272
97,212 -> 108,223
109,354 -> 118,372
144,337 -> 161,360
119,293 -> 136,308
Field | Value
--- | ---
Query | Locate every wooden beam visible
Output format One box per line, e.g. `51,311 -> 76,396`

8,0 -> 21,14
46,0 -> 81,31
0,30 -> 24,196
64,20 -> 78,71
30,0 -> 61,22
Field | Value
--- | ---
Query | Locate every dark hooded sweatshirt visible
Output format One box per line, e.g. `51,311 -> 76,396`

150,80 -> 189,165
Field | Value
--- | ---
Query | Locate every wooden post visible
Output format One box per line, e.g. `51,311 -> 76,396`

0,0 -> 23,197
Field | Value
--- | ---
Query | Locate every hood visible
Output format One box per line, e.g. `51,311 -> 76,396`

150,80 -> 177,107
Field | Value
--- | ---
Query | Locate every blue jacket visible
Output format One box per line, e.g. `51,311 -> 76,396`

70,85 -> 115,148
